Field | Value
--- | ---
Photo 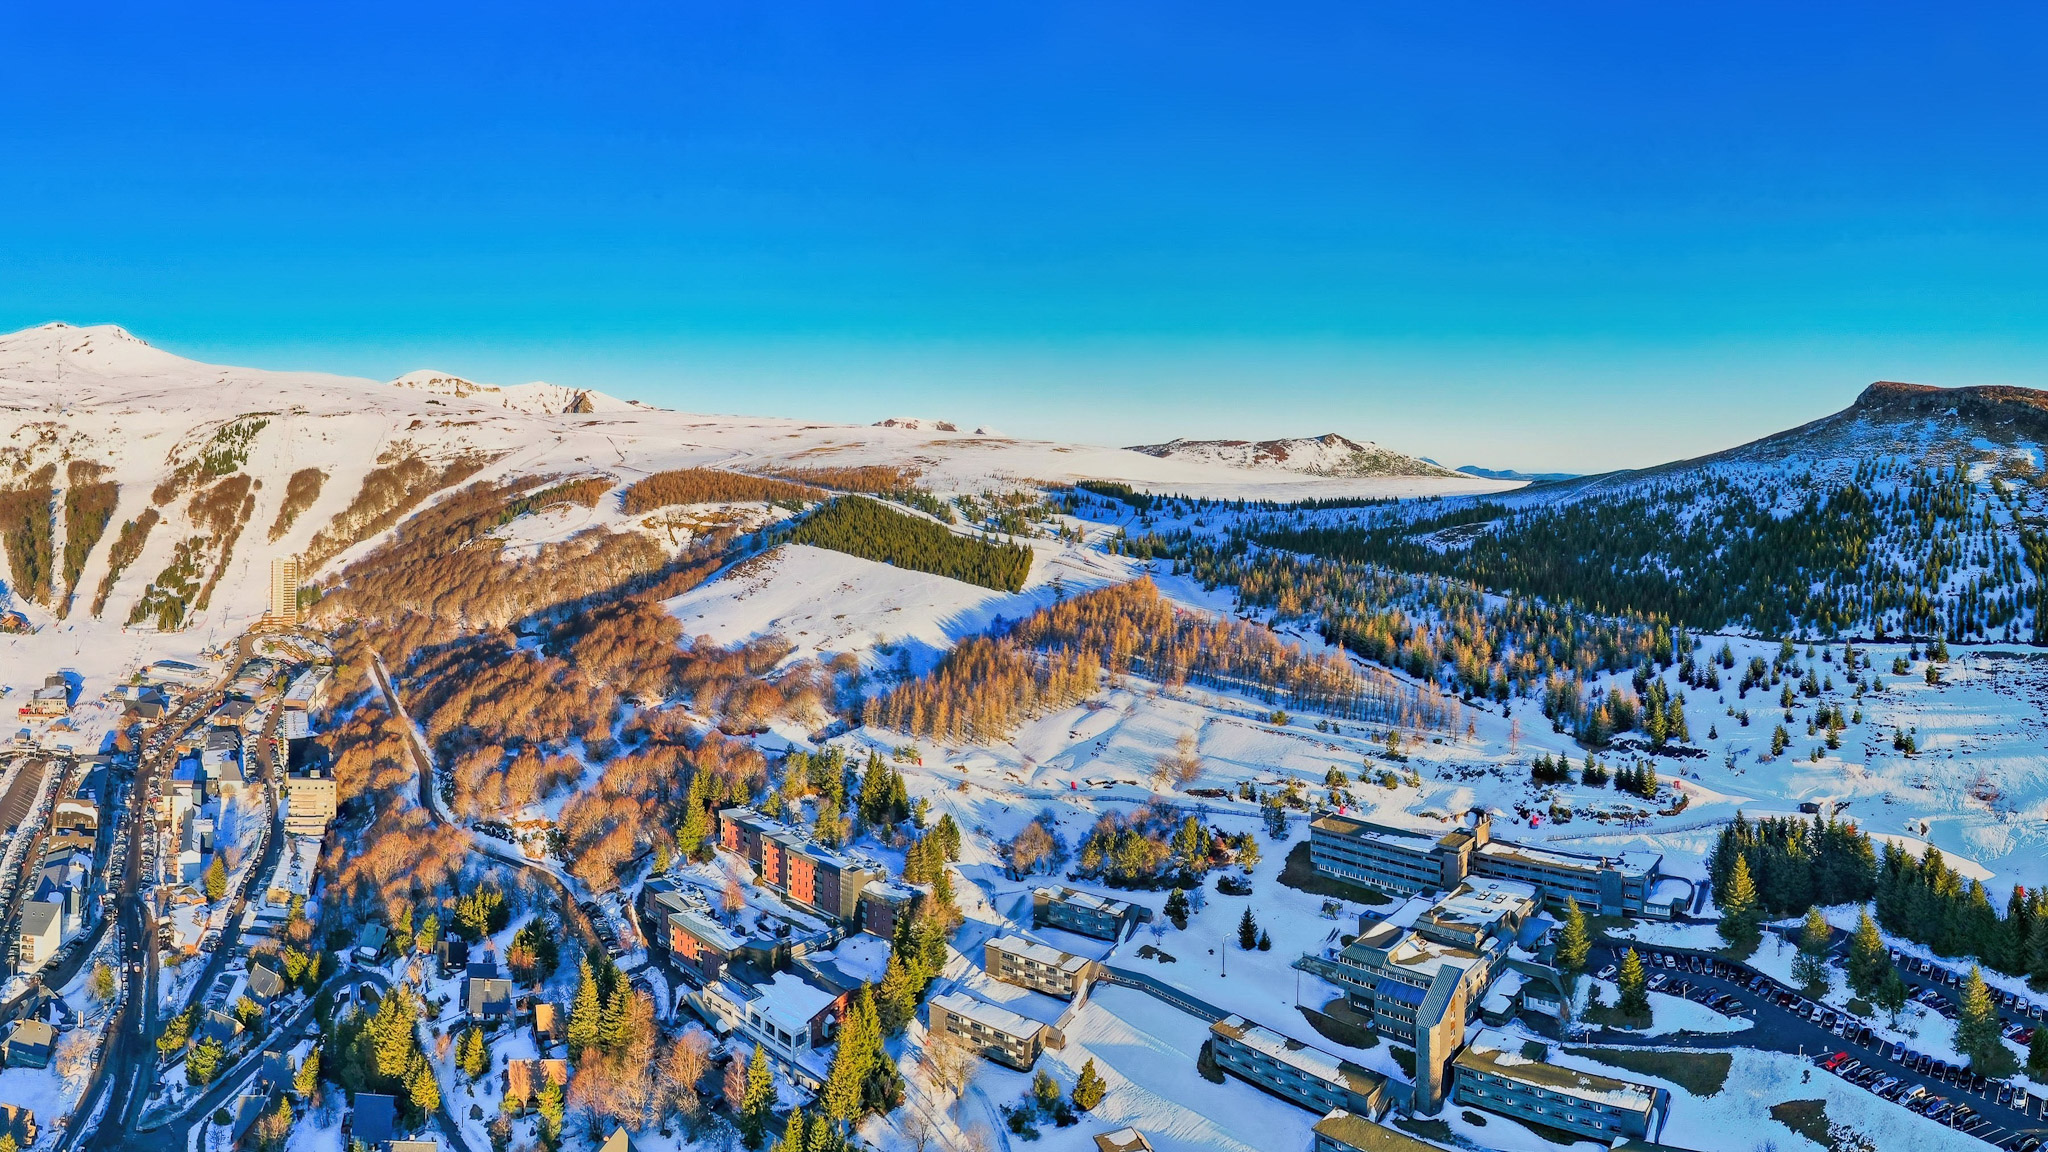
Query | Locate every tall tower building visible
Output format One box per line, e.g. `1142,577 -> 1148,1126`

268,556 -> 301,626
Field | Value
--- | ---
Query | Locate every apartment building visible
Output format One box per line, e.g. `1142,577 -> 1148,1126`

1207,1015 -> 1394,1120
985,935 -> 1096,1000
1452,1030 -> 1667,1143
665,905 -> 744,984
1031,886 -> 1147,941
1308,809 -> 1673,918
715,808 -> 885,924
1292,877 -> 1544,1113
284,766 -> 337,837
929,991 -> 1052,1071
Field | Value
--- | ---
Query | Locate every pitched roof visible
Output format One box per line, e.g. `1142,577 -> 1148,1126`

247,961 -> 287,1001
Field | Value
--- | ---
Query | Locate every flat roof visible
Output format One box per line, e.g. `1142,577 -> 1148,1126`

1312,1109 -> 1439,1152
730,971 -> 840,1036
1454,1030 -> 1660,1114
1424,879 -> 1539,930
1210,1015 -> 1389,1102
669,908 -> 744,953
989,935 -> 1089,974
1311,813 -> 1449,850
932,991 -> 1045,1040
1036,886 -> 1134,918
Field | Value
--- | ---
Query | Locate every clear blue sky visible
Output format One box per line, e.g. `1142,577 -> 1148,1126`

6,2 -> 2048,471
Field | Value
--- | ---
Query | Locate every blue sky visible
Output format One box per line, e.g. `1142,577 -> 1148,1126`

5,3 -> 2048,471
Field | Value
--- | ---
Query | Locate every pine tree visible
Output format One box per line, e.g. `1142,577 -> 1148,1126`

1237,907 -> 1259,950
1257,929 -> 1271,951
1874,965 -> 1909,1025
600,984 -> 632,1054
2031,1028 -> 2048,1079
1846,910 -> 1886,997
1554,898 -> 1591,975
407,1054 -> 441,1116
1957,966 -> 2013,1074
567,957 -> 602,1057
1617,948 -> 1650,1019
1164,887 -> 1190,930
778,1107 -> 810,1152
1031,1068 -> 1061,1113
1072,1057 -> 1107,1111
1718,853 -> 1760,953
740,1044 -> 775,1148
876,948 -> 922,1036
1793,907 -> 1833,996
188,1036 -> 225,1084
537,1075 -> 565,1140
2028,913 -> 2048,986
819,992 -> 874,1124
678,771 -> 713,860
293,1051 -> 320,1099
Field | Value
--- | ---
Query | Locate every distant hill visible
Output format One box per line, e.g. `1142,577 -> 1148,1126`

1127,433 -> 1459,478
1255,381 -> 2048,642
1455,465 -> 1580,484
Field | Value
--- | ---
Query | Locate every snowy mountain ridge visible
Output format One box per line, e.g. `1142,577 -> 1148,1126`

1125,432 -> 1460,478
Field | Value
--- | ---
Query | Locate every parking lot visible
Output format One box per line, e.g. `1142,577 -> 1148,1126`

1598,941 -> 2048,1150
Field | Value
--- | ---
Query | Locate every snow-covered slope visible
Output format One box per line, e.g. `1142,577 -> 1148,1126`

0,322 -> 1510,647
1125,432 -> 1460,478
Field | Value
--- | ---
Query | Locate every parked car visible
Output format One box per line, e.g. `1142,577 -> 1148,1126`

1597,964 -> 1617,981
1821,1052 -> 1850,1071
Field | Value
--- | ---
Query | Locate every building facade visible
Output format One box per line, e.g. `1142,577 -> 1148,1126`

1451,1031 -> 1667,1142
929,991 -> 1051,1071
715,808 -> 885,924
1030,886 -> 1146,941
985,935 -> 1095,1000
1207,1015 -> 1394,1120
1311,1109 -> 1440,1152
1308,809 -> 1669,918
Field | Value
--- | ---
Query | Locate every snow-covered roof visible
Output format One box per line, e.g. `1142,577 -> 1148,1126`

988,934 -> 1089,974
931,990 -> 1045,1040
669,907 -> 744,953
1035,885 -> 1135,918
746,971 -> 840,1036
1210,1015 -> 1389,1100
1454,1029 -> 1661,1114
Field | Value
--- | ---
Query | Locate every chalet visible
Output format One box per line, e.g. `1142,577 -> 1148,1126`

247,960 -> 287,1006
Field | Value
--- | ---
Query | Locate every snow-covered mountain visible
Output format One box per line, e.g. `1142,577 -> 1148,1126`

1125,432 -> 1460,478
0,323 -> 1510,646
388,370 -> 646,415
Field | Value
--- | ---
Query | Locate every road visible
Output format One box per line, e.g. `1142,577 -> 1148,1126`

68,678 -> 231,1152
1591,940 -> 2047,1149
368,653 -> 602,954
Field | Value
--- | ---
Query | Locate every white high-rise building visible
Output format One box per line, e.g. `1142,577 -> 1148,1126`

267,556 -> 301,625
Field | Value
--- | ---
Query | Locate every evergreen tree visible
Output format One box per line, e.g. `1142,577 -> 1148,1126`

600,984 -> 633,1054
740,1044 -> 775,1148
1031,1069 -> 1061,1113
1846,910 -> 1886,997
1554,898 -> 1591,975
537,1075 -> 565,1140
293,1051 -> 320,1099
2028,913 -> 2048,986
188,1036 -> 225,1084
407,1055 -> 441,1116
567,957 -> 602,1057
1718,853 -> 1760,953
1237,907 -> 1259,950
1793,907 -> 1833,996
1617,948 -> 1650,1019
1874,965 -> 1909,1026
1957,966 -> 2013,1075
820,991 -> 875,1124
2030,1028 -> 2048,1080
1072,1057 -> 1107,1111
1164,887 -> 1190,930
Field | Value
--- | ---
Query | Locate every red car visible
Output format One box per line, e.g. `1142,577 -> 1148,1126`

1820,1052 -> 1851,1071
